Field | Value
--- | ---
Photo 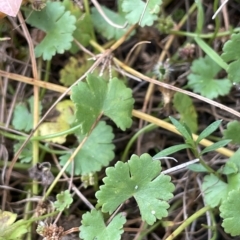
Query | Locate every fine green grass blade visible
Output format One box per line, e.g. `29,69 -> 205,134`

194,37 -> 228,71
169,116 -> 193,144
196,120 -> 222,144
153,144 -> 191,159
201,139 -> 231,155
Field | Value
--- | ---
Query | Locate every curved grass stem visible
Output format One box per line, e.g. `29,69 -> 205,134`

165,205 -> 211,240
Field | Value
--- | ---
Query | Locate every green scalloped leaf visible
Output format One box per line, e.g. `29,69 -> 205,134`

59,121 -> 115,175
222,32 -> 240,83
96,153 -> 175,225
63,0 -> 93,53
71,74 -> 134,134
60,57 -> 91,87
202,174 -> 228,207
25,1 -> 76,60
223,120 -> 240,144
38,100 -> 75,144
187,55 -> 232,99
13,141 -> 32,163
220,189 -> 240,236
79,210 -> 126,240
121,0 -> 162,27
12,96 -> 42,132
222,161 -> 238,175
222,149 -> 240,175
54,190 -> 73,211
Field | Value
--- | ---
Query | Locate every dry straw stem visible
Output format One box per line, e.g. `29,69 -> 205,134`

3,50 -> 111,202
44,113 -> 102,200
132,110 -> 234,157
133,2 -> 196,155
90,40 -> 240,119
17,11 -> 40,197
2,11 -> 41,210
0,72 -> 234,158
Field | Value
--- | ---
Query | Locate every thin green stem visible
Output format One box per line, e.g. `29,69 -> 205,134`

191,147 -> 221,179
178,2 -> 197,27
0,123 -> 81,141
209,209 -> 218,240
196,0 -> 204,35
121,123 -> 158,162
165,206 -> 211,240
83,0 -> 96,41
40,59 -> 51,100
0,159 -> 59,174
44,113 -> 103,199
24,191 -> 32,240
138,221 -> 161,239
83,0 -> 90,14
39,144 -> 67,155
190,144 -> 222,180
198,156 -> 217,175
210,0 -> 221,44
170,28 -> 238,38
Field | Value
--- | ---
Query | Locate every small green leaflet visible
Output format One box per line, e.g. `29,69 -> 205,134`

71,74 -> 134,134
59,121 -> 115,175
96,153 -> 175,225
221,32 -> 240,83
60,57 -> 89,87
173,92 -> 198,133
13,142 -> 32,163
0,210 -> 17,234
25,1 -> 76,60
12,96 -> 42,132
222,149 -> 240,174
79,210 -> 126,240
221,33 -> 240,62
220,189 -> 240,236
202,174 -> 228,207
223,120 -> 240,144
187,163 -> 208,173
227,171 -> 240,192
12,98 -> 33,132
187,55 -> 232,99
54,190 -> 73,211
203,150 -> 240,208
122,0 -> 162,27
222,161 -> 238,175
0,210 -> 28,239
7,220 -> 28,240
63,0 -> 93,53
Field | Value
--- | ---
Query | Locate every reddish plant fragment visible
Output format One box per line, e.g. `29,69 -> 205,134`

0,0 -> 22,17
